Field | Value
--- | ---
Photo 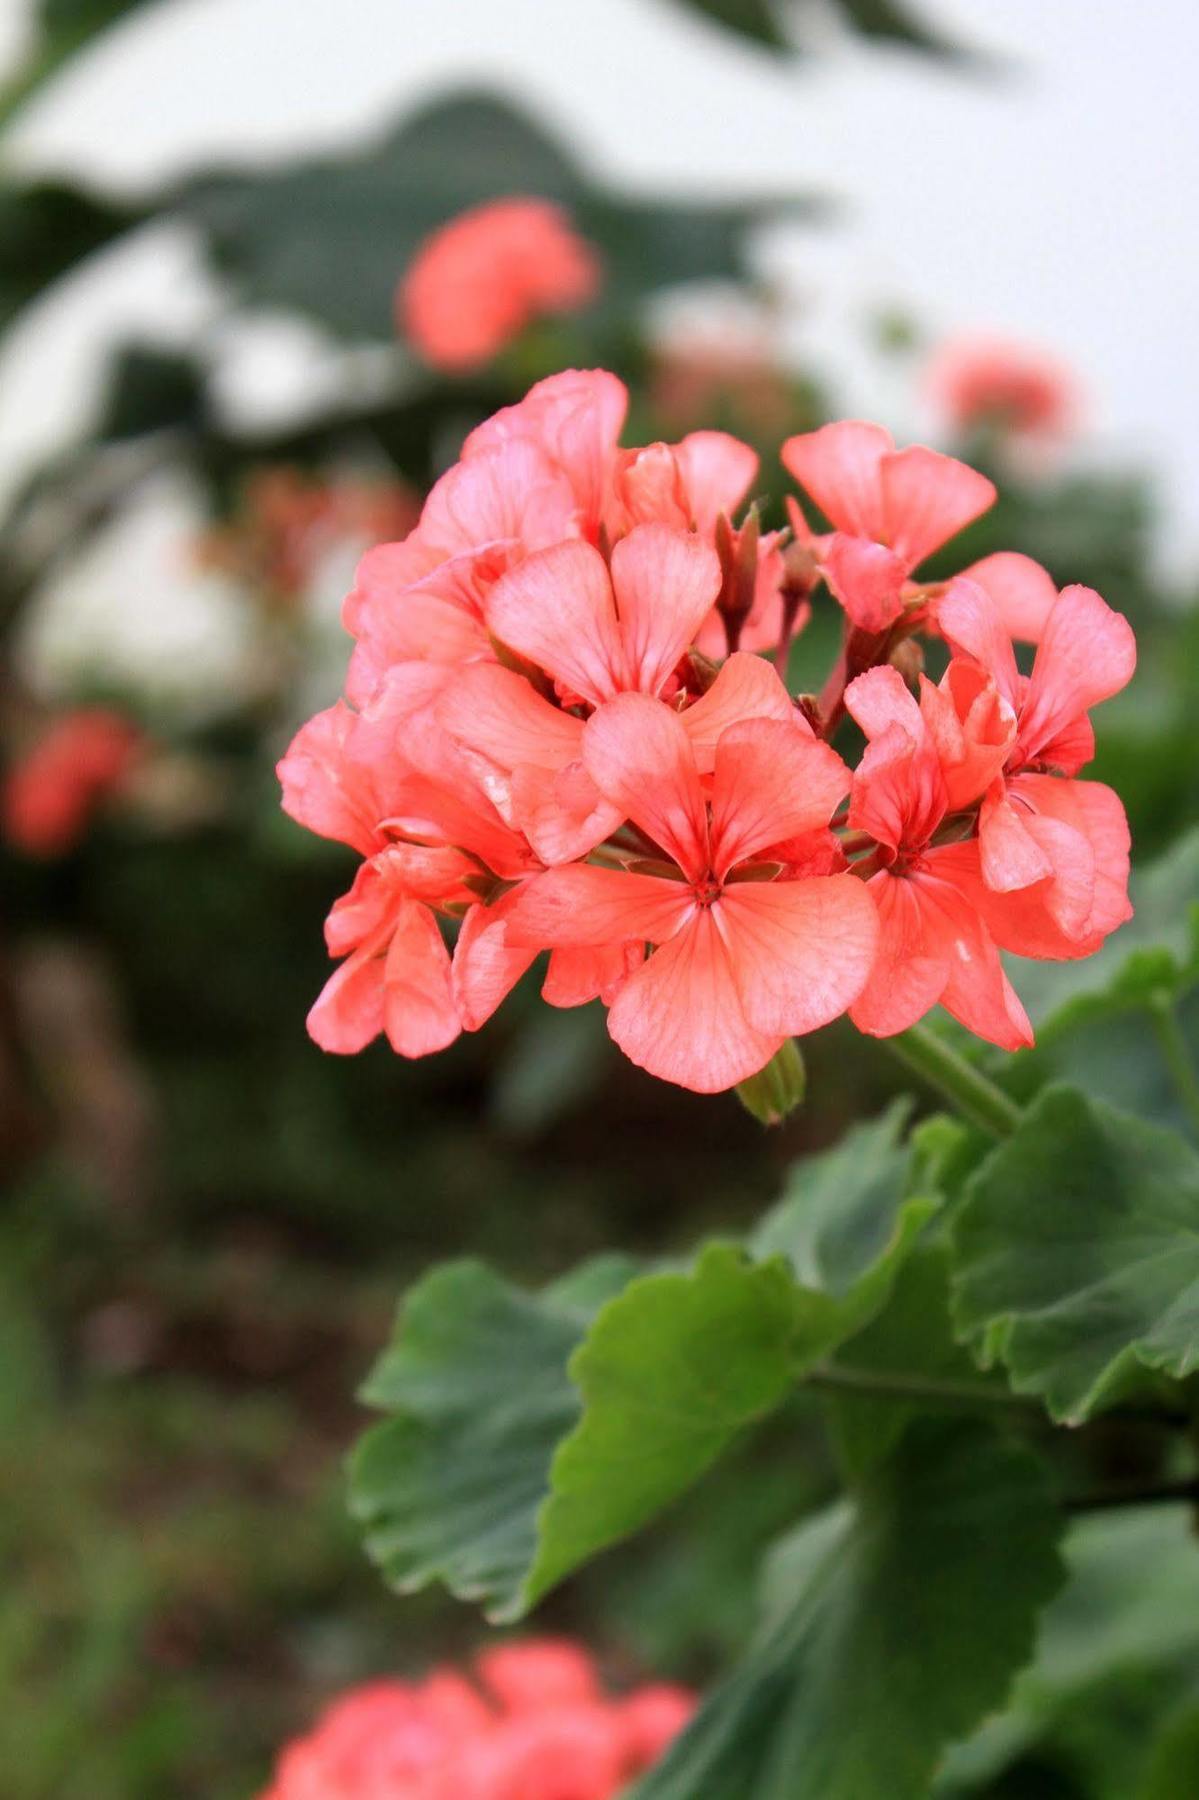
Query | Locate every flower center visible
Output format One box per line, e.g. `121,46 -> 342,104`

693,872 -> 723,908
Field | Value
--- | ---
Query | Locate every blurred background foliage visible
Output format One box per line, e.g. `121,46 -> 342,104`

1,3 -> 1197,1796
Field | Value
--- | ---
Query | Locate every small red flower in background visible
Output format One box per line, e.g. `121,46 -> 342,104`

927,336 -> 1078,442
399,198 -> 601,373
258,1638 -> 694,1799
3,709 -> 142,859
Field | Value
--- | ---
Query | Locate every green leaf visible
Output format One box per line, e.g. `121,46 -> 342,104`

635,1420 -> 1065,1799
669,0 -> 973,59
821,1243 -> 1011,1478
833,0 -> 973,60
750,1098 -> 934,1318
940,1508 -> 1199,1794
1139,1696 -> 1199,1799
952,1085 -> 1199,1422
176,90 -> 812,340
523,1116 -> 940,1606
525,1244 -> 805,1608
351,1109 -> 938,1620
348,1256 -> 635,1621
671,0 -> 792,52
0,181 -> 141,335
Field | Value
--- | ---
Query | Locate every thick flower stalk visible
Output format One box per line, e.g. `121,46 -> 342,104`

279,369 -> 1136,1095
258,1638 -> 693,1800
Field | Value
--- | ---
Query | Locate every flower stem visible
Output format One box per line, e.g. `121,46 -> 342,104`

1147,997 -> 1199,1140
807,1364 -> 1184,1427
885,1021 -> 1022,1138
806,1364 -> 1041,1415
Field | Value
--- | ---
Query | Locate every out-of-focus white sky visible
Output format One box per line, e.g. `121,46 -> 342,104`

0,0 -> 1195,572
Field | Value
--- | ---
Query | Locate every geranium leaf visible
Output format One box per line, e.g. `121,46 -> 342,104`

350,1110 -> 939,1620
348,1256 -> 636,1621
635,1420 -> 1064,1799
952,1085 -> 1199,1422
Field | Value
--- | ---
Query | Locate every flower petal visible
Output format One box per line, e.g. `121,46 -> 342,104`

451,892 -> 539,1031
583,693 -> 708,879
965,551 -> 1058,644
543,942 -> 643,1007
821,533 -> 908,632
382,900 -> 463,1057
609,523 -> 720,695
845,664 -> 923,743
502,864 -> 694,949
606,909 -> 783,1092
719,873 -> 878,1036
438,663 -> 584,774
849,871 -> 952,1039
878,445 -> 996,569
907,846 -> 1034,1049
1019,585 -> 1136,766
485,539 -> 626,705
781,421 -> 893,538
672,430 -> 758,531
509,759 -> 622,865
709,719 -> 851,873
936,575 -> 1022,712
680,652 -> 801,772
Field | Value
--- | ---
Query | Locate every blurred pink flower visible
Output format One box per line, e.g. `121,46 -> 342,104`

259,1639 -> 694,1800
3,708 -> 142,858
399,198 -> 601,372
927,336 -> 1078,440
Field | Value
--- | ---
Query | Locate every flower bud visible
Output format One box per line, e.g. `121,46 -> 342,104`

735,1037 -> 806,1126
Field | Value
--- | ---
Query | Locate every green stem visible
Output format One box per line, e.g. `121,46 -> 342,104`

808,1364 -> 1185,1428
886,1021 -> 1022,1139
1147,998 -> 1199,1139
806,1365 -> 1040,1416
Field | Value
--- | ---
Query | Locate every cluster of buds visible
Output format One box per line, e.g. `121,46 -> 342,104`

258,1639 -> 692,1800
279,370 -> 1135,1094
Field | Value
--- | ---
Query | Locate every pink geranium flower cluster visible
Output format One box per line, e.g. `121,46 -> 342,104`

279,371 -> 1136,1093
259,1639 -> 693,1800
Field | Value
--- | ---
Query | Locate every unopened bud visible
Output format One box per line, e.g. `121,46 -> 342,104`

888,636 -> 925,685
780,537 -> 819,599
714,507 -> 760,654
735,1037 -> 806,1127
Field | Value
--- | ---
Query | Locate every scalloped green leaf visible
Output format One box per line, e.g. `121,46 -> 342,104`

349,1256 -> 635,1620
350,1110 -> 939,1620
522,1114 -> 940,1607
635,1420 -> 1065,1799
952,1085 -> 1199,1423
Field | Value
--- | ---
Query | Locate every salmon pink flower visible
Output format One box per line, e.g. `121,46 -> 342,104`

258,1639 -> 694,1800
465,371 -> 787,653
782,420 -> 996,633
343,437 -> 580,704
938,574 -> 1135,953
958,550 -> 1059,643
928,335 -> 1078,441
278,669 -> 537,1058
439,524 -> 799,866
845,666 -> 1033,1049
3,708 -> 142,858
399,197 -> 601,372
503,697 -> 877,1091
